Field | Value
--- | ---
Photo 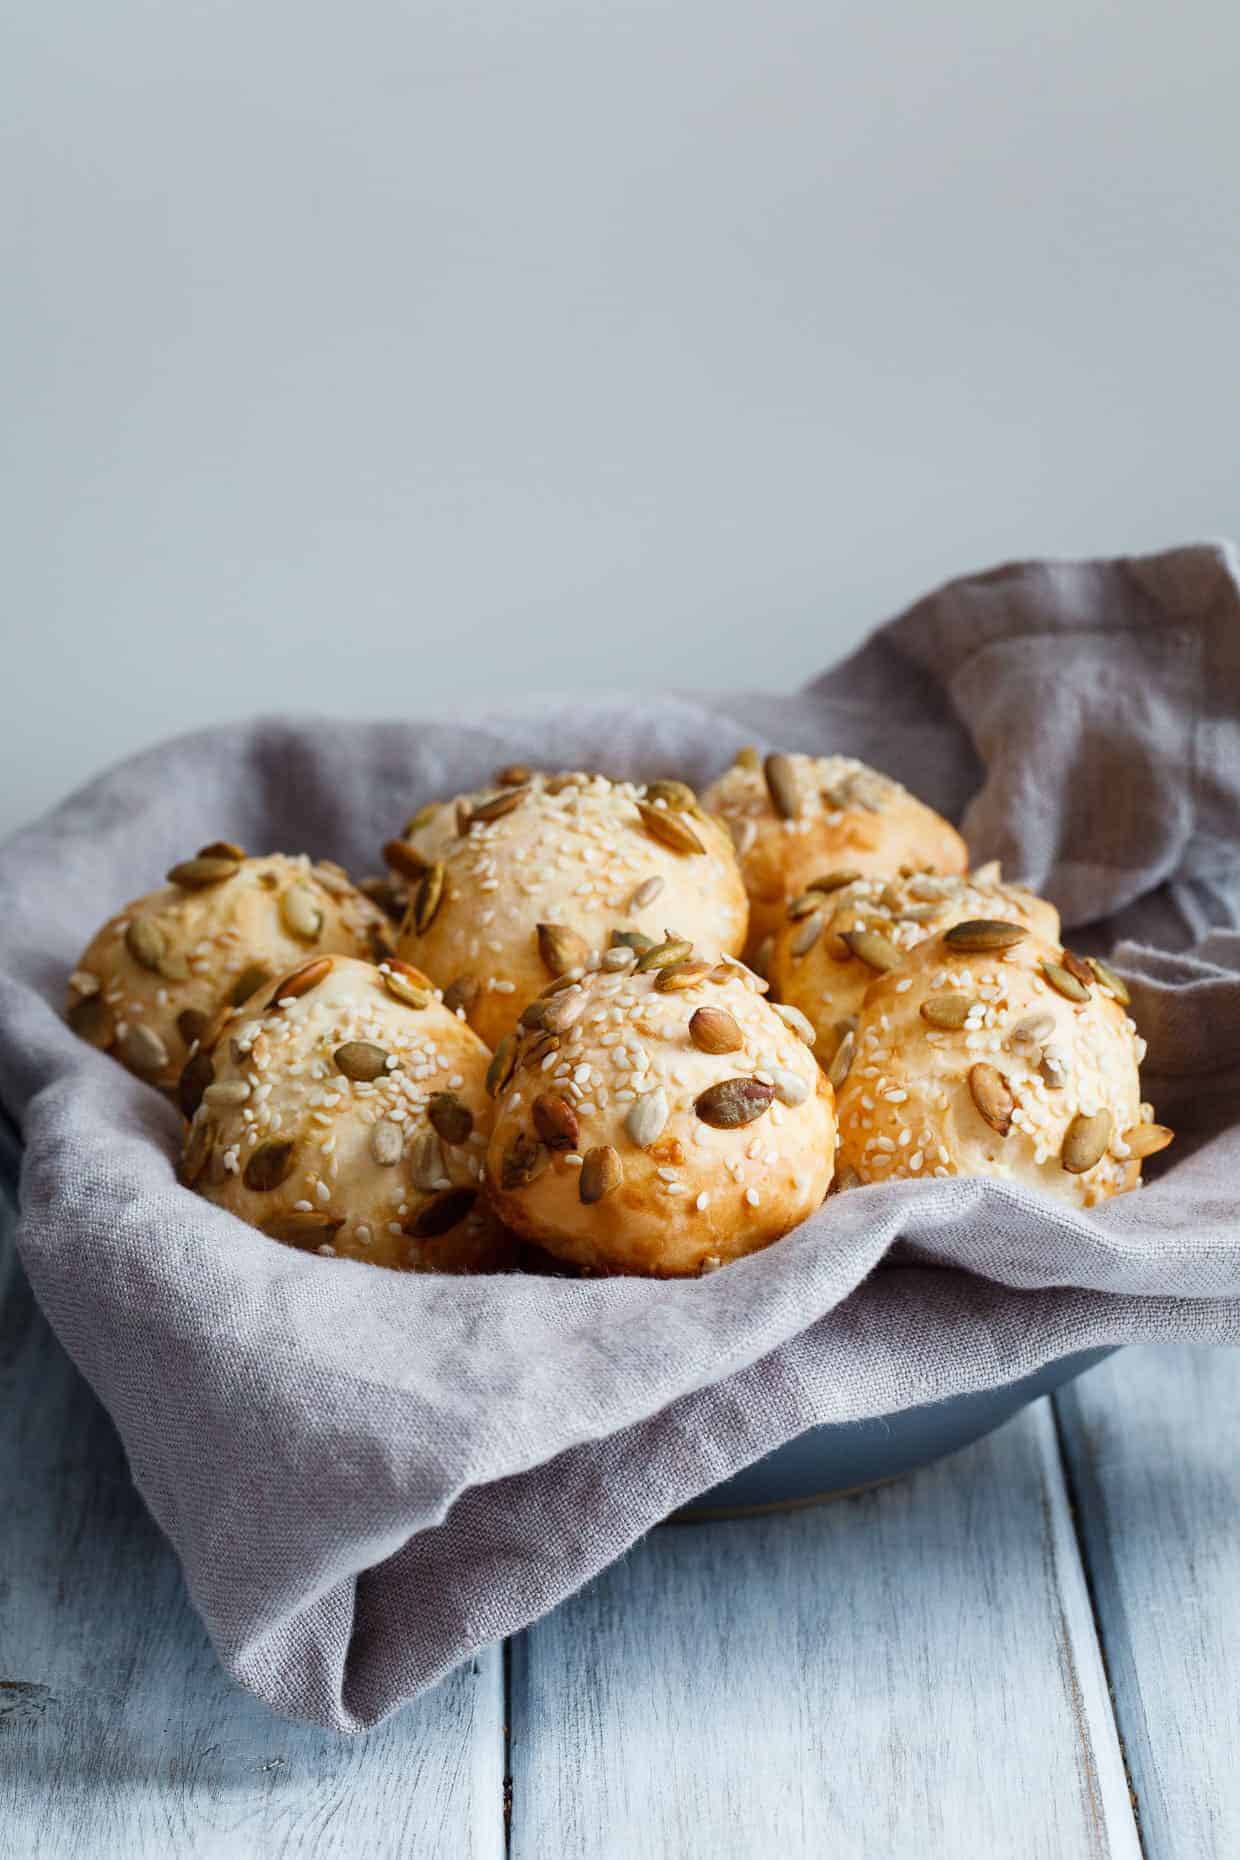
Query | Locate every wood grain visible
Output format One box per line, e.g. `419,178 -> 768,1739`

509,1400 -> 1140,1860
1057,1345 -> 1240,1860
0,1216 -> 504,1860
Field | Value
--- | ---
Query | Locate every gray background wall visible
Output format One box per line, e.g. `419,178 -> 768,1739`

4,0 -> 1237,842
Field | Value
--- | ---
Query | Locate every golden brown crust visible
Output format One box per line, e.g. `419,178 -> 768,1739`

702,752 -> 968,959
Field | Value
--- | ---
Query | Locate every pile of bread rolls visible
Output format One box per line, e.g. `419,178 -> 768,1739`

65,750 -> 1172,1278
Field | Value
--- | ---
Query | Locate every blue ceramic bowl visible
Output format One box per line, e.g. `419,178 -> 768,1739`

0,1110 -> 1107,1517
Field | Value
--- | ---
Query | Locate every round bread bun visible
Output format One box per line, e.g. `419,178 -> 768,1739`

388,770 -> 749,1051
65,849 -> 394,1098
181,953 -> 513,1272
701,749 -> 968,960
833,923 -> 1170,1209
769,865 -> 1060,1068
483,944 -> 835,1276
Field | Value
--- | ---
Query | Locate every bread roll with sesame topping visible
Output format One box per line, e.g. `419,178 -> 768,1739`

702,749 -> 968,961
769,868 -> 1060,1068
182,954 -> 514,1272
483,946 -> 835,1277
833,925 -> 1170,1209
65,850 -> 393,1098
388,770 -> 749,1051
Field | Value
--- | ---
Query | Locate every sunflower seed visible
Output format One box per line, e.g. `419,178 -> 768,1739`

406,1188 -> 476,1238
533,1093 -> 581,1151
384,837 -> 431,882
628,875 -> 665,912
125,918 -> 168,972
428,1092 -> 474,1145
166,855 -> 240,889
655,959 -> 713,993
786,893 -> 824,921
763,753 -> 801,819
180,1116 -> 215,1187
1087,957 -> 1130,1005
495,763 -> 532,787
969,1063 -> 1014,1135
537,922 -> 590,977
1062,1109 -> 1112,1173
790,912 -> 824,958
580,1145 -> 623,1203
410,1130 -> 446,1191
442,974 -> 480,1017
370,1121 -> 404,1167
897,904 -> 942,924
636,802 -> 705,855
177,1007 -> 209,1047
263,1213 -> 344,1249
809,870 -> 863,895
333,1041 -> 390,1082
158,947 -> 190,981
1060,949 -> 1094,989
120,1023 -> 168,1076
636,935 -> 693,973
486,1032 -> 518,1097
361,876 -> 407,920
1040,1046 -> 1068,1090
611,928 -> 656,954
624,1087 -> 670,1149
542,990 -> 587,1034
413,862 -> 446,934
1124,1122 -> 1174,1160
943,920 -> 1028,953
1007,1010 -> 1055,1053
501,1132 -> 548,1189
827,1032 -> 855,1090
920,994 -> 975,1030
694,1078 -> 774,1128
473,786 -> 530,823
368,919 -> 398,962
521,1031 -> 561,1070
772,1001 -> 817,1045
735,745 -> 761,771
203,1078 -> 250,1108
770,1066 -> 810,1107
644,779 -> 697,812
455,801 -> 474,836
268,957 -> 333,1007
243,1139 -> 295,1192
844,928 -> 902,972
382,961 -> 432,1009
312,862 -> 356,899
230,962 -> 272,1007
689,1006 -> 743,1054
1042,961 -> 1091,1004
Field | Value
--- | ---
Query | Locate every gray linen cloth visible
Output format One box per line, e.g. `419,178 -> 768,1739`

2,543 -> 1240,1731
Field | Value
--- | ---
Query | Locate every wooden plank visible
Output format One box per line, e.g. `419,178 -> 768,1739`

0,1218 -> 504,1860
1056,1344 -> 1240,1860
510,1399 -> 1141,1860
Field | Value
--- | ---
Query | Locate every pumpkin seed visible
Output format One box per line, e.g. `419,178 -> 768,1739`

689,1006 -> 743,1054
180,1116 -> 215,1187
334,1041 -> 390,1083
263,1213 -> 344,1249
654,959 -> 713,993
428,1091 -> 473,1145
763,753 -> 801,819
1087,958 -> 1130,1005
786,893 -> 825,920
920,994 -> 974,1030
158,947 -> 190,982
844,928 -> 902,972
579,1144 -> 623,1203
495,763 -> 532,787
969,1063 -> 1014,1135
473,786 -> 530,823
370,1121 -> 404,1167
1007,1010 -> 1055,1053
636,935 -> 693,973
405,803 -> 440,837
384,837 -> 430,882
771,1001 -> 816,1045
611,928 -> 655,954
1060,949 -> 1094,989
414,862 -> 446,934
410,1130 -> 446,1191
770,1066 -> 810,1107
628,875 -> 665,912
694,1077 -> 774,1128
1040,1047 -> 1068,1090
790,912 -> 824,959
177,1007 -> 209,1047
230,962 -> 272,1007
120,1023 -> 168,1077
1062,1109 -> 1112,1174
203,1078 -> 250,1108
166,855 -> 240,889
442,974 -> 480,1017
267,957 -> 333,1008
636,802 -> 705,855
125,918 -> 168,973
406,1188 -> 476,1238
486,1032 -> 518,1098
943,920 -> 1028,953
280,884 -> 324,943
1124,1122 -> 1173,1160
537,922 -> 590,977
808,870 -> 863,894
1042,961 -> 1091,1005
501,1132 -> 548,1190
533,1093 -> 581,1151
243,1139 -> 295,1192
625,1088 -> 669,1149
827,1032 -> 855,1090
645,779 -> 697,812
383,962 -> 432,1009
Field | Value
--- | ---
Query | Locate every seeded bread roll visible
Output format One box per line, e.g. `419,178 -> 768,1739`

769,866 -> 1060,1069
182,954 -> 513,1272
483,945 -> 835,1277
833,925 -> 1172,1209
388,770 -> 749,1051
65,849 -> 393,1098
702,749 -> 968,961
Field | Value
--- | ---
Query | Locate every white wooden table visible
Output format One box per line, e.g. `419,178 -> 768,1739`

3,1214 -> 1236,1857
